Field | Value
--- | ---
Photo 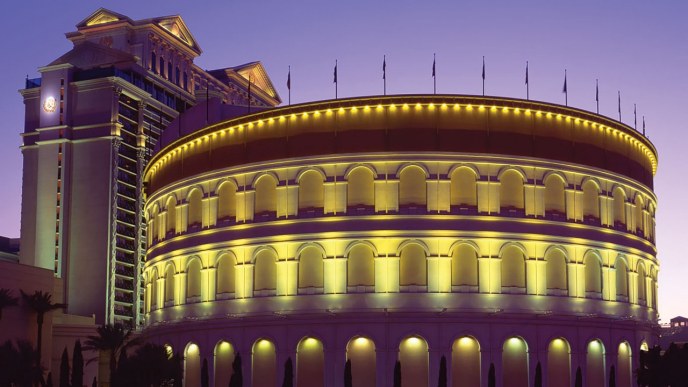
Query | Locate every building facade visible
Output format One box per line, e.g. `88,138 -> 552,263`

142,95 -> 659,387
19,8 -> 280,326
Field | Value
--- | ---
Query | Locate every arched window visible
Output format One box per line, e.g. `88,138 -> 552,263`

347,167 -> 375,207
584,253 -> 602,295
149,269 -> 159,311
637,263 -> 647,304
399,337 -> 429,387
547,338 -> 571,387
187,189 -> 203,227
254,250 -> 277,292
164,265 -> 175,304
586,340 -> 606,387
452,337 -> 481,387
184,343 -> 201,387
502,337 -> 529,387
582,180 -> 600,220
166,196 -> 177,234
346,337 -> 376,387
252,339 -> 276,387
451,244 -> 478,287
399,243 -> 427,287
214,341 -> 236,387
546,248 -> 568,293
347,244 -> 374,287
399,166 -> 426,206
296,338 -> 324,387
298,170 -> 324,210
501,245 -> 526,289
151,52 -> 157,72
635,195 -> 645,233
450,167 -> 477,208
217,182 -> 237,221
186,259 -> 202,301
254,175 -> 277,215
544,174 -> 566,214
216,253 -> 236,295
500,170 -> 524,211
617,342 -> 632,387
615,258 -> 628,299
613,187 -> 626,226
299,246 -> 324,289
149,205 -> 159,245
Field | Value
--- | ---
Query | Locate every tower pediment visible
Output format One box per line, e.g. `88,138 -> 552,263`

153,16 -> 201,54
76,8 -> 131,28
232,62 -> 279,100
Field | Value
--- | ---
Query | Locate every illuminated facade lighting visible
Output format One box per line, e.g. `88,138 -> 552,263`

142,95 -> 657,387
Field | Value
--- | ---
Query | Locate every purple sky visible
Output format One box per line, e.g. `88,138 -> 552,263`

1,1 -> 685,321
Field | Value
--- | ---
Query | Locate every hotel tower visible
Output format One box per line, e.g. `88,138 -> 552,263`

18,8 -> 280,326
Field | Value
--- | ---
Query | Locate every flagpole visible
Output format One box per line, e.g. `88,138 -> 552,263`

618,91 -> 621,121
433,53 -> 436,94
634,103 -> 637,130
334,60 -> 338,100
525,61 -> 529,100
287,65 -> 291,106
482,56 -> 485,96
595,79 -> 599,114
642,116 -> 646,136
383,55 -> 387,96
247,74 -> 251,114
563,69 -> 568,106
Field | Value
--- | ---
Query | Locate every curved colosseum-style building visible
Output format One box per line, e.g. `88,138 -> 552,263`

142,95 -> 658,387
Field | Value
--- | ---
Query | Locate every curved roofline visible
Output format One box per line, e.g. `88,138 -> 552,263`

147,94 -> 658,179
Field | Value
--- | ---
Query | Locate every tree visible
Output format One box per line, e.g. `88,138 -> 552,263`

0,340 -> 41,386
113,343 -> 183,387
0,288 -> 18,320
201,358 -> 209,387
438,355 -> 447,387
488,363 -> 495,387
72,340 -> 84,387
83,323 -> 139,386
229,352 -> 243,387
534,362 -> 542,387
393,360 -> 401,387
59,347 -> 70,387
344,358 -> 352,387
282,357 -> 294,387
20,290 -> 66,368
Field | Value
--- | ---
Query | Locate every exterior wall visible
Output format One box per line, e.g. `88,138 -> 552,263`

145,314 -> 653,387
142,97 -> 658,387
65,138 -> 114,321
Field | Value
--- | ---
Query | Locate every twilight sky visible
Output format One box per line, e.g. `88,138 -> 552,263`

0,1 -> 685,321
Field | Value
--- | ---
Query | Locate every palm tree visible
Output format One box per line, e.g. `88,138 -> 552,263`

20,290 -> 66,367
0,288 -> 19,320
83,323 -> 139,386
